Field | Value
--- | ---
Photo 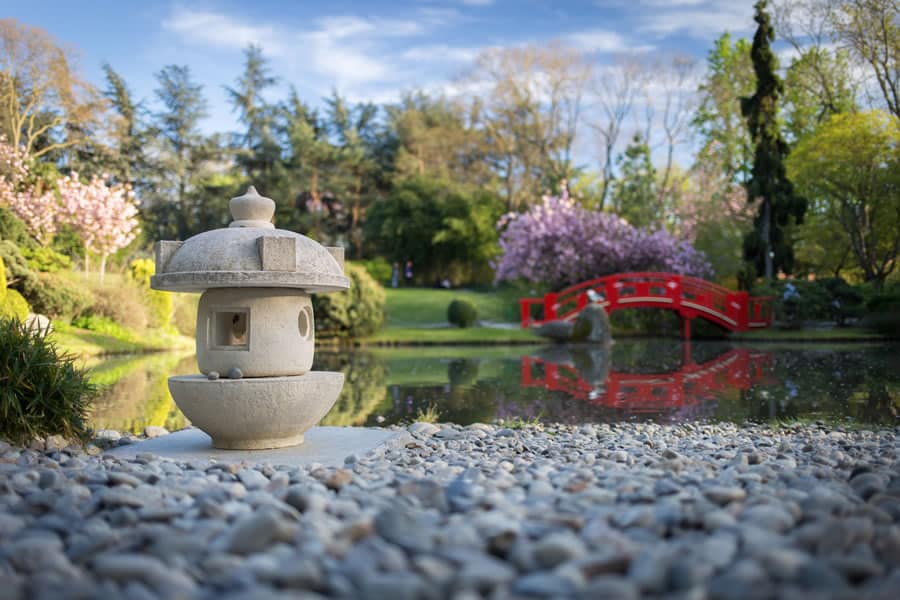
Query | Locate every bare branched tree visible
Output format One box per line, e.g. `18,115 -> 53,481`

0,18 -> 104,159
589,55 -> 648,210
465,42 -> 592,209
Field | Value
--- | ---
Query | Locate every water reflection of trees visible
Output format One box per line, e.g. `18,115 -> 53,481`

88,353 -> 194,434
315,352 -> 388,426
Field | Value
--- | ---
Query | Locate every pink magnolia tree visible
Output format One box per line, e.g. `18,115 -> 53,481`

0,138 -> 60,244
57,172 -> 140,283
494,186 -> 712,290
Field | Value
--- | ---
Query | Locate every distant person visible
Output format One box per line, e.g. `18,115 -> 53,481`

404,260 -> 413,286
391,262 -> 399,288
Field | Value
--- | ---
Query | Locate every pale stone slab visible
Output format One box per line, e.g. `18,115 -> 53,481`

105,426 -> 411,468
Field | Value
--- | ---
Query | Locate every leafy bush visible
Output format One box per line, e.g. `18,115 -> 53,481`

863,284 -> 900,336
128,258 -> 155,287
87,285 -> 149,331
447,298 -> 478,328
71,314 -> 138,340
0,318 -> 97,443
312,263 -> 386,338
172,293 -> 198,338
126,258 -> 173,329
0,240 -> 31,287
21,273 -> 94,319
21,246 -> 72,273
0,207 -> 36,249
1,289 -> 30,321
360,257 -> 393,285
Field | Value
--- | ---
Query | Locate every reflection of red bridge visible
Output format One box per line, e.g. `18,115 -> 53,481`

519,272 -> 773,339
521,348 -> 773,411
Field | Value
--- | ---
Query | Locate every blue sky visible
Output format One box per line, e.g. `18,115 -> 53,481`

3,0 -> 757,150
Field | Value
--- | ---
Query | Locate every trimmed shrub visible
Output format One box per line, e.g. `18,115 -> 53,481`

863,284 -> 900,336
87,285 -> 149,331
1,289 -> 30,322
172,293 -> 198,338
360,257 -> 393,286
128,258 -> 155,287
21,273 -> 94,319
21,246 -> 72,273
447,298 -> 478,328
312,263 -> 386,338
0,207 -> 36,249
0,318 -> 97,443
127,258 -> 173,329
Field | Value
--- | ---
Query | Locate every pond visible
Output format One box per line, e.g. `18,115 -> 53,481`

86,340 -> 900,434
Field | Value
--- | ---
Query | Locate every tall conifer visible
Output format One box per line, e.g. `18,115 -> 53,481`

740,0 -> 806,281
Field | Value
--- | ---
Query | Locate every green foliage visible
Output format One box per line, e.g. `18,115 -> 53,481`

447,298 -> 478,328
21,246 -> 72,272
741,0 -> 806,279
360,257 -> 393,285
128,258 -> 155,287
87,285 -> 149,331
126,259 -> 173,329
788,111 -> 900,286
611,134 -> 658,228
0,318 -> 97,443
0,207 -> 36,249
71,314 -> 134,339
22,273 -> 94,319
693,33 -> 755,183
1,289 -> 30,321
0,240 -> 31,286
317,352 -> 388,426
312,263 -> 385,338
172,293 -> 198,338
365,176 -> 503,285
863,283 -> 900,336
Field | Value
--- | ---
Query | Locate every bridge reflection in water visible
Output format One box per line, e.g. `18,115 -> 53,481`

520,345 -> 774,417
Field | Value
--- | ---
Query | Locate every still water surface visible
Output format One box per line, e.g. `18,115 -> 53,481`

86,340 -> 900,434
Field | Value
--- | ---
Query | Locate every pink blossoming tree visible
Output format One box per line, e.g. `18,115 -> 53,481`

0,138 -> 59,243
57,172 -> 140,283
494,185 -> 712,290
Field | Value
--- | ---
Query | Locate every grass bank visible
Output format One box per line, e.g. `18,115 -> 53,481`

363,287 -> 540,345
51,322 -> 193,359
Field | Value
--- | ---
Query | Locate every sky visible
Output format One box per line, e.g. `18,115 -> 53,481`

2,0 -> 759,162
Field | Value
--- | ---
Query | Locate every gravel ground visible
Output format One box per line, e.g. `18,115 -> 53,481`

1,421 -> 899,600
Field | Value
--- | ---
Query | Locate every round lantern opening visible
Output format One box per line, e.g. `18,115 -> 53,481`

298,306 -> 312,340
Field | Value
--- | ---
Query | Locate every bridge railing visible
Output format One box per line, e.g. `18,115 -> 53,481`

519,272 -> 774,333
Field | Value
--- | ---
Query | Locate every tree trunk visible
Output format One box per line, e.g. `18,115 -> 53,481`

763,199 -> 773,281
99,253 -> 107,285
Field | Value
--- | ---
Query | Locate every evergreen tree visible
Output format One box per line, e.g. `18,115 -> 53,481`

740,0 -> 806,281
611,134 -> 658,229
145,65 -> 218,240
226,45 -> 280,184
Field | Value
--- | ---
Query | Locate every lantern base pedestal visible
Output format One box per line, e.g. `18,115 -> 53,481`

168,372 -> 344,450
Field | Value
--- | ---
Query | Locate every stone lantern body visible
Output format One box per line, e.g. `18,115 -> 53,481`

151,187 -> 349,449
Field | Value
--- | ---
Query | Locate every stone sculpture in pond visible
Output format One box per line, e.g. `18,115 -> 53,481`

151,186 -> 350,450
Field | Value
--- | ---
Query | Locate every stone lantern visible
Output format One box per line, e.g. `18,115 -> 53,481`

151,186 -> 349,450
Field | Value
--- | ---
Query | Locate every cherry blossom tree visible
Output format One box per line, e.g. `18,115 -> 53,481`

1,137 -> 60,244
494,184 -> 711,290
57,172 -> 140,283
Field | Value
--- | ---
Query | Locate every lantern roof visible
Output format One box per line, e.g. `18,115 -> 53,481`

150,186 -> 349,294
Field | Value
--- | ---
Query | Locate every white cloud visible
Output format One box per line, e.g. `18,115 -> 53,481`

567,29 -> 655,54
461,0 -> 495,6
401,44 -> 480,64
637,1 -> 753,38
162,7 -> 288,55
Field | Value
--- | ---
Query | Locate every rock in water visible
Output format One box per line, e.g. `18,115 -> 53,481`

572,304 -> 611,343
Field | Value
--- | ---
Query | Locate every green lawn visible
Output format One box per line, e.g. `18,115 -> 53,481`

364,325 -> 540,345
51,322 -> 193,359
383,288 -> 519,326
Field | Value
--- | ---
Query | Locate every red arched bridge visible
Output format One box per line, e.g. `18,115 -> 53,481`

519,272 -> 773,339
521,348 -> 774,412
